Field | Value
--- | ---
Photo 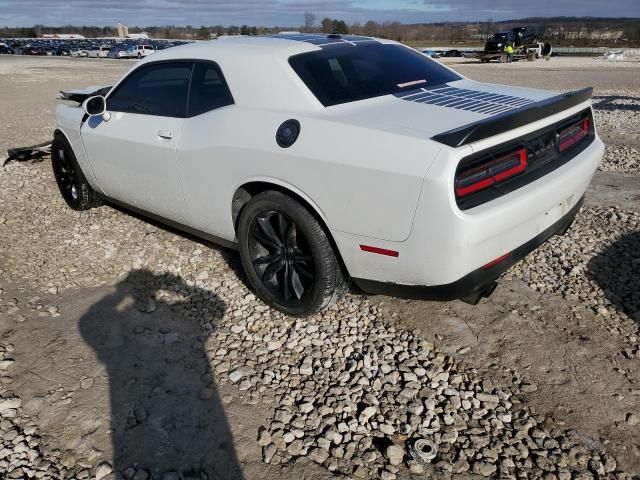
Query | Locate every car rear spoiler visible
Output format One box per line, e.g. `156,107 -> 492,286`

431,87 -> 593,148
58,85 -> 113,104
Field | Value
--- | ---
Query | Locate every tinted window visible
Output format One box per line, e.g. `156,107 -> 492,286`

187,62 -> 234,117
289,43 -> 461,107
107,62 -> 192,117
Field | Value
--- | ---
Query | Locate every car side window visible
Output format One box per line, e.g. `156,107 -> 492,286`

187,62 -> 234,117
107,62 -> 193,118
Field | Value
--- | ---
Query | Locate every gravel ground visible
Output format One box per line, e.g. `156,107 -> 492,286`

0,56 -> 639,479
592,94 -> 640,141
0,341 -> 72,478
510,205 -> 640,342
599,146 -> 640,174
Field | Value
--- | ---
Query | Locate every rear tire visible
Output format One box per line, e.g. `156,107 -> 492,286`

237,191 -> 348,316
51,135 -> 102,211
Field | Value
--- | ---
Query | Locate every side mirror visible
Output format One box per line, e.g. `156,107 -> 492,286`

82,95 -> 107,116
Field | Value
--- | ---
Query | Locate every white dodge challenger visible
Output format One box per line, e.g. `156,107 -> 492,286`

53,34 -> 603,315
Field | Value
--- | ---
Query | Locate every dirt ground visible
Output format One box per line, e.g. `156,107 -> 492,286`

0,55 -> 639,479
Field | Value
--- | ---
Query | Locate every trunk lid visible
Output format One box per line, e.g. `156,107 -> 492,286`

324,79 -> 556,141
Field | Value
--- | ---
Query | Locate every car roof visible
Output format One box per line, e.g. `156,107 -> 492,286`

130,34 -> 398,112
145,34 -> 394,63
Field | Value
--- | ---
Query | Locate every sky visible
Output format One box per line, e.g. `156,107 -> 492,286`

1,0 -> 639,27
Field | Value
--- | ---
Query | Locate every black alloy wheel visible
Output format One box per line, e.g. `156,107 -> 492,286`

52,145 -> 79,205
248,210 -> 315,305
237,191 -> 348,316
51,135 -> 102,211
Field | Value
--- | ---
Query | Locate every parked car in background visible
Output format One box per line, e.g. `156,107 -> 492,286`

69,48 -> 88,57
0,43 -> 13,54
128,44 -> 155,58
421,49 -> 441,58
53,35 -> 603,315
88,46 -> 111,58
54,46 -> 70,56
22,46 -> 48,55
107,46 -> 130,59
0,38 -> 191,59
441,49 -> 462,57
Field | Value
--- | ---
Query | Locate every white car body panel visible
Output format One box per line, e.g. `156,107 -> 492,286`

336,128 -> 602,285
81,112 -> 189,224
54,35 -> 604,296
177,106 -> 439,242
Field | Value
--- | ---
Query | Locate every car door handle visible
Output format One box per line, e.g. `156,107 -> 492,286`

157,130 -> 173,140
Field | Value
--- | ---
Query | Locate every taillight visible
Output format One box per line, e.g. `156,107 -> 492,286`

455,148 -> 528,198
558,117 -> 589,153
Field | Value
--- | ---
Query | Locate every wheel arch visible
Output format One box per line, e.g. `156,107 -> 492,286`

52,126 -> 104,195
53,128 -> 69,141
231,180 -> 350,277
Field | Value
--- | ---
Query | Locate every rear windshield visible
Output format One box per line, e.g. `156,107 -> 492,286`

289,42 -> 461,107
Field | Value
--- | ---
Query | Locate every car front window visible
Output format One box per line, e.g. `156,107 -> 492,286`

107,62 -> 193,117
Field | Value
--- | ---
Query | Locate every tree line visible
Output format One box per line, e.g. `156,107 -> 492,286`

1,15 -> 638,45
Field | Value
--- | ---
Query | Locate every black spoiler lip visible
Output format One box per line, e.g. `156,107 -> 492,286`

431,87 -> 593,148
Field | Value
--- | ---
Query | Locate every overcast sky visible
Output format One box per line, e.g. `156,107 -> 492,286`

1,0 -> 638,27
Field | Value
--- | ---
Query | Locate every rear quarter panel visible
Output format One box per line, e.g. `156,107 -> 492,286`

177,107 -> 440,242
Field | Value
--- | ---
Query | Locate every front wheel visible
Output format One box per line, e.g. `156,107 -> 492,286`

51,135 -> 102,211
237,191 -> 348,316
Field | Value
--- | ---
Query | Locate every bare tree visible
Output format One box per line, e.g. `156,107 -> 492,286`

304,12 -> 317,32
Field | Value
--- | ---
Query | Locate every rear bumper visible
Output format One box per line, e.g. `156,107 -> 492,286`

353,195 -> 583,302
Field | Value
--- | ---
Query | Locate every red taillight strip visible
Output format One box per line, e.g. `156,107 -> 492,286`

360,245 -> 399,257
493,149 -> 528,182
482,252 -> 511,270
558,117 -> 589,152
455,148 -> 528,198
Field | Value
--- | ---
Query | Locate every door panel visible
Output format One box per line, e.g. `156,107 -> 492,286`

178,61 -> 236,235
81,113 -> 187,223
79,61 -> 193,224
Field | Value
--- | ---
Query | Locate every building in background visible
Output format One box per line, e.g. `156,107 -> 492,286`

41,33 -> 85,39
116,23 -> 147,39
127,32 -> 149,39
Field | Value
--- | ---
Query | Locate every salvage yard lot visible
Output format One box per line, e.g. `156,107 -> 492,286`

0,55 -> 639,479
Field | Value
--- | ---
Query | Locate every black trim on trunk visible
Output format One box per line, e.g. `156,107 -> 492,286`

352,196 -> 584,302
432,87 -> 593,148
455,108 -> 594,210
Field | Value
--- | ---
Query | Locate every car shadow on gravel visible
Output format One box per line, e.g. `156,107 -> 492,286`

587,231 -> 640,324
107,202 -> 247,280
592,95 -> 640,112
79,268 -> 245,479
